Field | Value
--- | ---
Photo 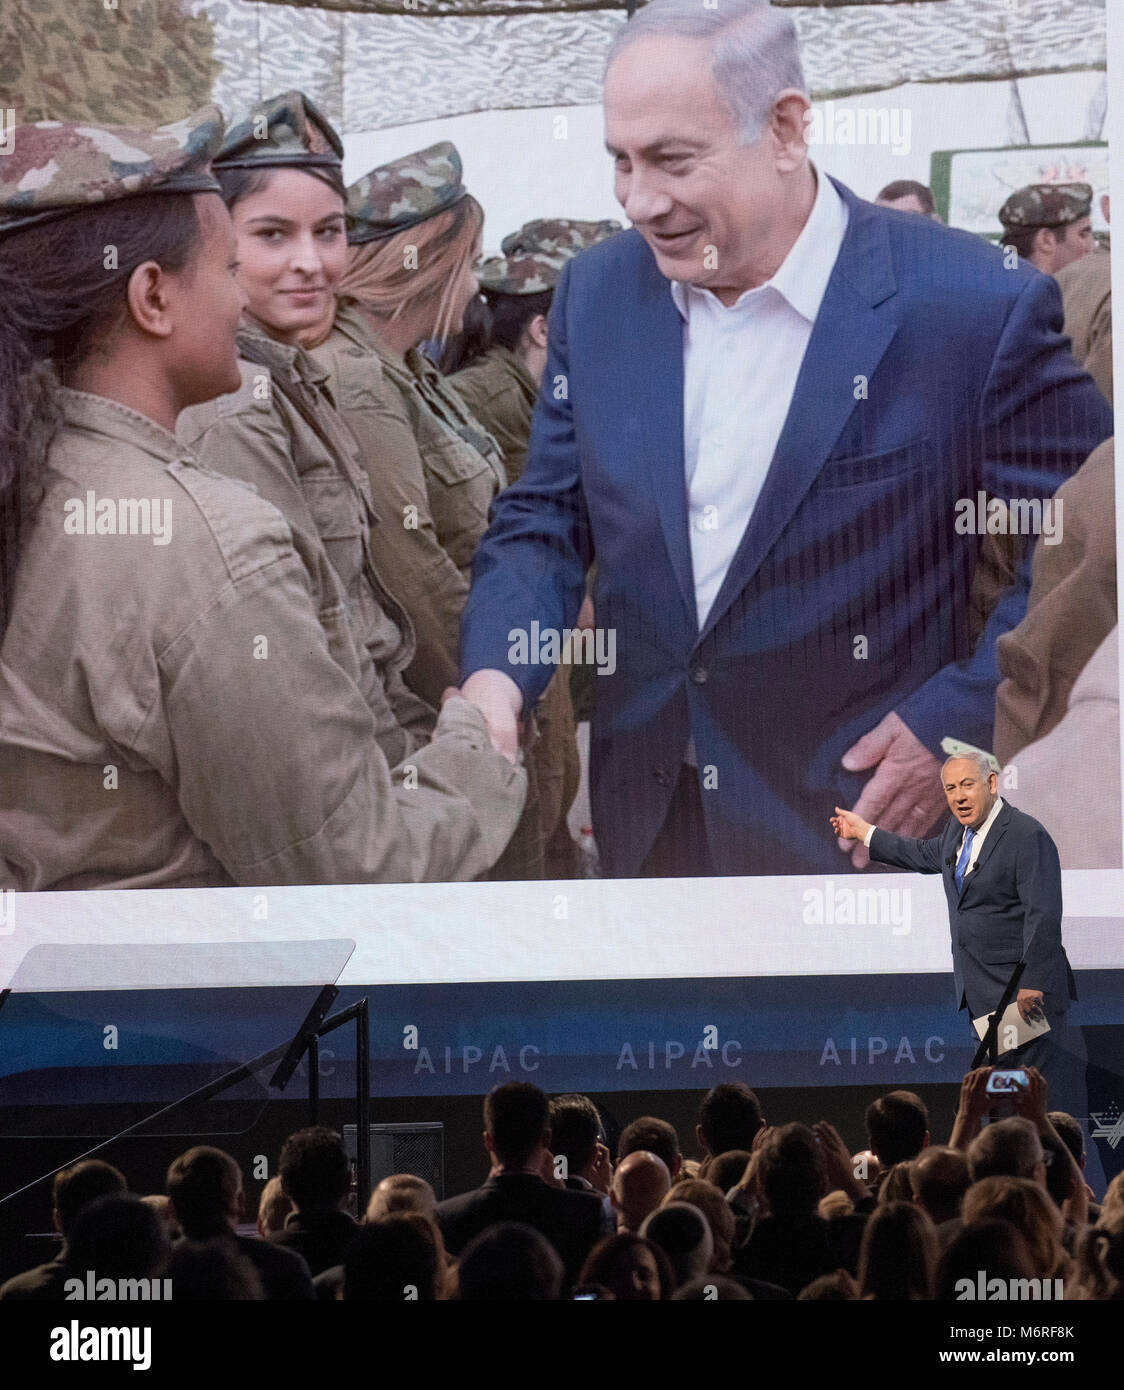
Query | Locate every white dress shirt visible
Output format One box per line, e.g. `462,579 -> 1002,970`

671,164 -> 849,634
864,797 -> 1006,882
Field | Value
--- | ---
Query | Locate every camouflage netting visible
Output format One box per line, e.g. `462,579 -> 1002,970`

0,0 -> 1107,132
1,0 -> 219,127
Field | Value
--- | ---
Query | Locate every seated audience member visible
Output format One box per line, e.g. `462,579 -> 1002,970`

270,1127 -> 359,1276
256,1175 -> 293,1238
735,1123 -> 865,1296
696,1084 -> 765,1162
819,1191 -> 855,1220
857,1201 -> 938,1300
64,1195 -> 169,1285
1100,1173 -> 1124,1230
671,1276 -> 751,1300
342,1214 -> 445,1301
436,1083 -> 604,1289
911,1146 -> 971,1245
934,1219 -> 1039,1301
456,1223 -> 563,1301
877,1162 -> 916,1206
366,1174 -> 438,1221
168,1239 -> 264,1300
640,1203 -> 712,1292
798,1271 -> 859,1301
968,1116 -> 1047,1186
140,1195 -> 181,1241
611,1151 -> 671,1234
1072,1222 -> 1124,1301
707,1150 -> 752,1195
167,1146 -> 313,1300
618,1117 -> 682,1180
549,1094 -> 612,1195
578,1234 -> 673,1301
0,1160 -> 126,1301
1049,1111 -> 1101,1221
670,1179 -> 791,1299
865,1091 -> 930,1168
962,1177 -> 1073,1283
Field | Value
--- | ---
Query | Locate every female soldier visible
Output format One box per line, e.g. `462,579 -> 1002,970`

304,148 -> 579,877
448,219 -> 620,486
177,93 -> 436,771
0,110 -> 523,891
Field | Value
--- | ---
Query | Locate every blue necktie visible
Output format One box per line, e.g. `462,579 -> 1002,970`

955,828 -> 975,891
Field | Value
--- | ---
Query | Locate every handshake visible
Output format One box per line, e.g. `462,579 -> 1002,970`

441,670 -> 524,764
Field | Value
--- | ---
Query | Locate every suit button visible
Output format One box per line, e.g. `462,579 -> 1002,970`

654,767 -> 671,787
690,665 -> 708,684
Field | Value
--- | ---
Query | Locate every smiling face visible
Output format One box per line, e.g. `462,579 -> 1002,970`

604,34 -> 809,303
942,758 -> 999,831
229,168 -> 347,343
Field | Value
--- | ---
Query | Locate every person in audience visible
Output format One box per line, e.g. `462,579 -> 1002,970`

140,1194 -> 181,1241
910,1146 -> 971,1245
967,1116 -> 1048,1188
617,1116 -> 683,1179
1072,1222 -> 1124,1301
865,1090 -> 929,1168
934,1219 -> 1039,1300
877,1162 -> 916,1206
166,1145 -> 313,1299
798,1270 -> 859,1300
856,1201 -> 937,1300
435,1083 -> 605,1289
365,1174 -> 438,1221
1049,1111 -> 1100,1220
455,1222 -> 563,1301
696,1083 -> 765,1161
578,1233 -> 673,1301
671,1275 -> 751,1300
640,1202 -> 713,1292
168,1239 -> 264,1300
257,1176 -> 293,1238
0,1160 -> 126,1301
610,1151 -> 671,1234
706,1149 -> 752,1194
962,1176 -> 1073,1283
669,1178 -> 791,1299
270,1127 -> 359,1276
341,1213 -> 445,1301
64,1195 -> 169,1285
549,1094 -> 612,1194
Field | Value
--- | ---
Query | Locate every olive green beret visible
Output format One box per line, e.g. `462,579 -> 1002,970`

479,217 -> 623,294
0,106 -> 223,237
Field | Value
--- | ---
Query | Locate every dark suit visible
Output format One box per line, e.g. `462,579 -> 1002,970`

870,800 -> 1082,1111
435,1173 -> 603,1288
267,1208 -> 359,1278
460,180 -> 1112,875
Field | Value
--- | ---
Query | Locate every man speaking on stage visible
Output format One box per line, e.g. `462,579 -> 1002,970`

831,752 -> 1081,1113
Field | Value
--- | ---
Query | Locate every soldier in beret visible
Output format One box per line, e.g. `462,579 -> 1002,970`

448,218 -> 622,486
998,182 -> 1095,278
303,146 -> 576,878
0,106 -> 524,890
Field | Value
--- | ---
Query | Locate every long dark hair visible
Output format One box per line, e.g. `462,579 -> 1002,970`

0,194 -> 202,632
438,287 -> 553,375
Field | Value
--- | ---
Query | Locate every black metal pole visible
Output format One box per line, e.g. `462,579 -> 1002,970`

356,1000 -> 371,1214
308,1035 -> 320,1125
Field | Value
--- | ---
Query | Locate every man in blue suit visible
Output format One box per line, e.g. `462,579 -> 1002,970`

459,0 -> 1112,877
831,753 -> 1082,1116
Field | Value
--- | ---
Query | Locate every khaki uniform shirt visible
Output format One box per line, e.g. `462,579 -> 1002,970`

450,346 -> 538,486
309,303 -> 506,708
0,390 -> 525,890
1057,250 -> 1113,407
994,437 -> 1116,765
178,326 -> 433,766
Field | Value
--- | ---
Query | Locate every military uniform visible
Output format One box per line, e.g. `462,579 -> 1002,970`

450,346 -> 537,486
1056,249 -> 1112,406
0,110 -> 525,890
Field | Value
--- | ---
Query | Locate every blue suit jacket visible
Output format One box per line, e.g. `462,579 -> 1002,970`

869,801 -> 1076,1021
461,180 -> 1112,875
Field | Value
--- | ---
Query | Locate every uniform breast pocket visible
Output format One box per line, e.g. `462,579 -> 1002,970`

301,474 -> 366,593
815,435 -> 930,490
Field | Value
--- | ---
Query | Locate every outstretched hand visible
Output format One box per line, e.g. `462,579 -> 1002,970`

837,711 -> 944,867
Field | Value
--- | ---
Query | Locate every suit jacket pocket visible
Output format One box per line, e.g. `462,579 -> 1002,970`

973,940 -> 1024,965
815,435 -> 930,490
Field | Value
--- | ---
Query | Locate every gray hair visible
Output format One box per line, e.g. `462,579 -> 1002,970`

605,0 -> 807,146
968,1118 -> 1044,1183
940,750 -> 997,785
